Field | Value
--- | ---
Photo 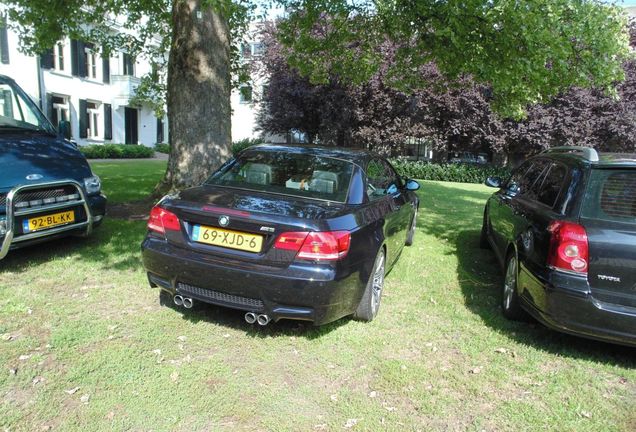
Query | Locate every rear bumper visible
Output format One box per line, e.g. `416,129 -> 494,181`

0,180 -> 106,260
141,236 -> 367,325
520,265 -> 636,347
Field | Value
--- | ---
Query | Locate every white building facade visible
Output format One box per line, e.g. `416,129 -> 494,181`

0,17 -> 167,147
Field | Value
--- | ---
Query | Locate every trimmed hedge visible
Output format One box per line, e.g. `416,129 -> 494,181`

155,143 -> 170,154
390,159 -> 511,184
80,144 -> 155,159
232,137 -> 264,155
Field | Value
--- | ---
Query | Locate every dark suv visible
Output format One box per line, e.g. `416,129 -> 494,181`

481,146 -> 636,347
0,75 -> 106,261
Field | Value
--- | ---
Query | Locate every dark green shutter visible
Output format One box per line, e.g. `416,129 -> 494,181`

40,48 -> 54,69
102,48 -> 110,83
46,93 -> 54,124
104,103 -> 112,140
71,40 -> 87,77
156,118 -> 164,143
78,99 -> 87,138
0,16 -> 9,64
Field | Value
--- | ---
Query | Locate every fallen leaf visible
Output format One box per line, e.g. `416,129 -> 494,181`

469,367 -> 482,374
1,333 -> 14,341
494,348 -> 508,354
65,387 -> 80,395
32,376 -> 44,385
18,354 -> 30,361
80,394 -> 90,403
579,411 -> 592,419
9,368 -> 17,375
330,394 -> 338,402
177,336 -> 187,342
223,333 -> 230,338
344,418 -> 359,429
152,349 -> 161,355
368,391 -> 377,398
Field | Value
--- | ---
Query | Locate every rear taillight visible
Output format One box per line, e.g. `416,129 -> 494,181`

274,231 -> 351,260
547,221 -> 589,273
147,206 -> 181,235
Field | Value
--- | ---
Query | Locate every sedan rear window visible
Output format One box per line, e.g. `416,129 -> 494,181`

582,170 -> 636,224
206,150 -> 354,202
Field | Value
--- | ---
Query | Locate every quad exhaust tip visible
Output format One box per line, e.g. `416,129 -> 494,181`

173,295 -> 184,306
173,295 -> 193,309
245,312 -> 271,326
256,314 -> 270,326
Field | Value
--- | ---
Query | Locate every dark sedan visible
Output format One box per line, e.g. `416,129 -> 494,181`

141,145 -> 420,326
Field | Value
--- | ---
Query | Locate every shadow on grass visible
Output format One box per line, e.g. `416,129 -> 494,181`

418,181 -> 636,366
0,219 -> 145,272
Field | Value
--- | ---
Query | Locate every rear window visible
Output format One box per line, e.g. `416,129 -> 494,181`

582,170 -> 636,224
205,150 -> 354,202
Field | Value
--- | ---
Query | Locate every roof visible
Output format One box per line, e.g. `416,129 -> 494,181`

539,146 -> 636,168
244,144 -> 376,167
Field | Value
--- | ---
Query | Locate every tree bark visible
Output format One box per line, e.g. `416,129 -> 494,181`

160,0 -> 231,193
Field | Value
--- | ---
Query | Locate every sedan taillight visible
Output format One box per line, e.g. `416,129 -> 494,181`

274,231 -> 351,261
147,206 -> 181,235
547,221 -> 589,273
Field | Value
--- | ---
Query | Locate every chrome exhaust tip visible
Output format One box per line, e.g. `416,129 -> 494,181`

182,297 -> 194,309
244,312 -> 257,324
173,295 -> 184,306
256,314 -> 270,326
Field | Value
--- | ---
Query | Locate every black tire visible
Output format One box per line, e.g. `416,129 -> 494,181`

479,210 -> 490,249
354,249 -> 386,322
502,253 -> 528,321
405,208 -> 418,246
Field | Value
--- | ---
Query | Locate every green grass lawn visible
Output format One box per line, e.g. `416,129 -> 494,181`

90,160 -> 167,204
1,162 -> 634,431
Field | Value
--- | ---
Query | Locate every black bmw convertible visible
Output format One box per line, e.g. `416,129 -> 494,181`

141,145 -> 420,326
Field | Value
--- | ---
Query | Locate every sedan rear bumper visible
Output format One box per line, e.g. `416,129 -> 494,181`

520,265 -> 636,347
141,236 -> 367,325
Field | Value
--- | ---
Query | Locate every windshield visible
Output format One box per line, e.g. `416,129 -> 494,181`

206,150 -> 354,203
0,76 -> 55,134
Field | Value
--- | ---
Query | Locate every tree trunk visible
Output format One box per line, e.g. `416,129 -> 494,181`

160,0 -> 231,193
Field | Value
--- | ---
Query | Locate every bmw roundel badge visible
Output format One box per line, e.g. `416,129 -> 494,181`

219,215 -> 230,227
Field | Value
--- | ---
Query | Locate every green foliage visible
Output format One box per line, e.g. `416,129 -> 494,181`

279,1 -> 632,119
390,159 -> 511,184
80,144 -> 155,159
231,137 -> 264,155
154,143 -> 171,154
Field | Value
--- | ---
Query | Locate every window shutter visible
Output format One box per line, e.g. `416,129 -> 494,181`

46,93 -> 54,124
104,103 -> 112,140
156,118 -> 164,143
0,16 -> 9,64
102,48 -> 110,83
79,99 -> 87,138
71,40 -> 87,77
40,48 -> 54,69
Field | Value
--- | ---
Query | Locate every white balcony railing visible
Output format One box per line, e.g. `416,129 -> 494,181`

110,74 -> 141,107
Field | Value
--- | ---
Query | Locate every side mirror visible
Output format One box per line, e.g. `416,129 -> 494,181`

58,120 -> 71,140
485,177 -> 501,188
405,179 -> 420,191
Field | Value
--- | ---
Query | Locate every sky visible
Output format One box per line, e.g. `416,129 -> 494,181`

622,1 -> 636,6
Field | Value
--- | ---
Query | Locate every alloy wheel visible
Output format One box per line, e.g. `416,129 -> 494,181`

371,251 -> 385,314
504,256 -> 517,311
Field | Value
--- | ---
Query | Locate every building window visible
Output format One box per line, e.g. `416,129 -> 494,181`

54,43 -> 65,71
239,85 -> 252,104
123,53 -> 135,76
86,101 -> 100,138
85,47 -> 97,79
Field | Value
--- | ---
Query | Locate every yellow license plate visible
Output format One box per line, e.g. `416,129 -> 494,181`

23,210 -> 75,233
192,225 -> 263,253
